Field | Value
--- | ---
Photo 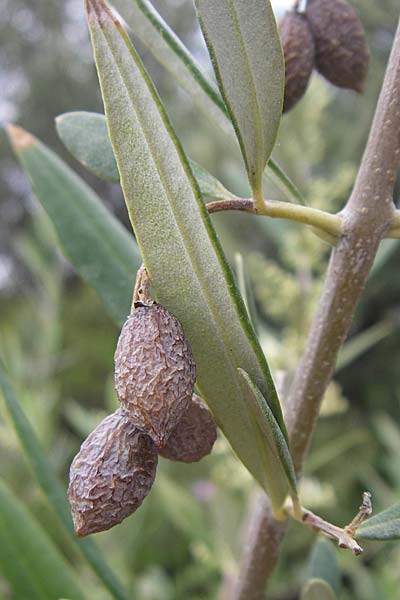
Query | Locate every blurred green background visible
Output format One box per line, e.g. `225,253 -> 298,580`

0,1 -> 399,598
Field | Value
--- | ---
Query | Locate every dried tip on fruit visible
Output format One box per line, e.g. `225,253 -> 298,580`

132,264 -> 152,309
279,10 -> 315,113
68,408 -> 157,536
114,303 -> 196,447
306,0 -> 369,92
159,393 -> 217,463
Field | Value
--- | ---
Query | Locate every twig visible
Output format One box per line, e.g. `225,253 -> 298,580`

284,492 -> 373,556
344,491 -> 372,537
207,198 -> 400,240
207,197 -> 341,238
301,510 -> 363,555
207,198 -> 254,214
223,19 -> 400,600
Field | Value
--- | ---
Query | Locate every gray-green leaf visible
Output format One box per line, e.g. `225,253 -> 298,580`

86,0 -> 287,498
301,579 -> 337,600
0,477 -> 85,600
194,0 -> 284,198
336,319 -> 394,372
56,111 -> 120,182
308,539 -> 341,596
0,479 -> 84,600
356,502 -> 400,541
189,159 -> 239,200
237,368 -> 299,513
7,124 -> 140,326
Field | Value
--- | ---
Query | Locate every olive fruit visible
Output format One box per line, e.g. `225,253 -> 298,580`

68,408 -> 157,536
114,302 -> 196,447
306,0 -> 369,92
159,393 -> 217,463
279,10 -> 315,112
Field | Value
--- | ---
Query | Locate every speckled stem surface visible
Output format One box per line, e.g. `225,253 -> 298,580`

224,19 -> 400,600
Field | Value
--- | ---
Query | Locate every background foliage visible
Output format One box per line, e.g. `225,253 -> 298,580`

0,1 -> 399,598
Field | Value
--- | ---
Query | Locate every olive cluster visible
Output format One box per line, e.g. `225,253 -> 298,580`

68,277 -> 216,536
280,0 -> 369,112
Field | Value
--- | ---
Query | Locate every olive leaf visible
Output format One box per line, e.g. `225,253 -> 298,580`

111,0 -> 304,205
111,0 -> 228,130
308,538 -> 341,596
6,124 -> 140,326
237,368 -> 299,515
56,111 -> 239,200
56,111 -> 120,182
156,474 -> 210,544
0,477 -> 85,600
86,0 -> 288,499
301,579 -> 337,600
194,0 -> 284,200
0,367 -> 130,600
336,319 -> 394,372
189,160 -> 239,201
356,501 -> 400,541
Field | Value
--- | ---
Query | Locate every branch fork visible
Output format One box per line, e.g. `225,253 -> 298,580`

285,492 -> 372,556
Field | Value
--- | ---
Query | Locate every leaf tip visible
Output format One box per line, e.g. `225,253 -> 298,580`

5,124 -> 35,151
85,0 -> 120,29
85,0 -> 105,23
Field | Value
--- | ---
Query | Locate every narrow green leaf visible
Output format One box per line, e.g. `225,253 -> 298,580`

0,478 -> 85,600
194,0 -> 284,198
356,502 -> 400,541
86,0 -> 287,493
308,539 -> 341,596
56,111 -> 120,182
0,367 -> 130,600
301,579 -> 337,600
156,474 -> 209,543
336,319 -> 394,372
268,158 -> 306,206
370,238 -> 400,277
112,0 -> 304,204
6,124 -> 140,326
56,111 -> 238,200
304,429 -> 368,475
237,368 -> 298,513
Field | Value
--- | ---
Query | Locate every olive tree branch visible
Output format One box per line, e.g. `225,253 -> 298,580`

221,18 -> 400,600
